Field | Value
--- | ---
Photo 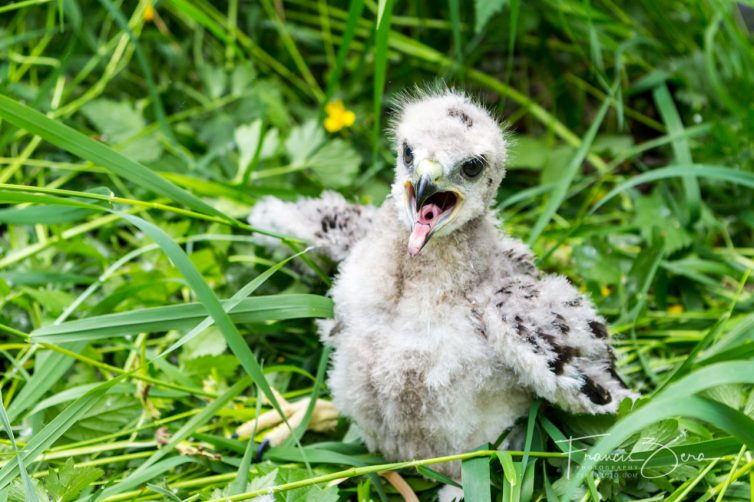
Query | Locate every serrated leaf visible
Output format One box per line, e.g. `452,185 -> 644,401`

631,419 -> 679,453
286,485 -> 339,502
43,458 -> 103,502
4,478 -> 48,502
80,99 -> 162,162
55,394 -> 140,443
475,0 -> 506,33
231,62 -> 257,96
285,119 -> 325,164
308,139 -> 361,188
634,190 -> 692,254
234,120 -> 279,176
181,326 -> 227,360
21,288 -> 77,317
182,354 -> 239,379
200,65 -> 227,99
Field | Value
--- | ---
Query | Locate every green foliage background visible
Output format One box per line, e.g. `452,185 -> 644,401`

1,0 -> 754,500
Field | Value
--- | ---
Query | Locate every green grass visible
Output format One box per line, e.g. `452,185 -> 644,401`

1,0 -> 754,500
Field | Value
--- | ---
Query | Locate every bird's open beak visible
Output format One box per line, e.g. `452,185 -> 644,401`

404,160 -> 463,256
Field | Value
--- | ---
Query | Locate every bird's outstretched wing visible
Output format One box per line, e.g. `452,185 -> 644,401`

248,191 -> 376,261
483,273 -> 636,414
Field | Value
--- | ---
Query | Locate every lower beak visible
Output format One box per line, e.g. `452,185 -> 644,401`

406,177 -> 463,257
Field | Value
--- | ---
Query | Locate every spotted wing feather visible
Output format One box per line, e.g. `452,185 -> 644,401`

484,273 -> 636,414
249,191 -> 376,261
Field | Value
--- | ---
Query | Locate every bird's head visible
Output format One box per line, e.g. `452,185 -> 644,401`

390,90 -> 508,256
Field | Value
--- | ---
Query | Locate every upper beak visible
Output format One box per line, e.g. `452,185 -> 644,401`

414,173 -> 439,209
413,159 -> 443,207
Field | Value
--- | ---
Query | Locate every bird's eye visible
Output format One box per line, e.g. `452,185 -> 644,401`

461,157 -> 485,178
403,143 -> 414,166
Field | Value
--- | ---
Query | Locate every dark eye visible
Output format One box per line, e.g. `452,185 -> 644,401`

462,157 -> 485,178
403,143 -> 414,166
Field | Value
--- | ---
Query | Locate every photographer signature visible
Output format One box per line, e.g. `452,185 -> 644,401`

555,433 -> 718,479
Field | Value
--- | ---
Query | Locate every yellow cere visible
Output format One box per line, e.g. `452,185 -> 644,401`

324,99 -> 356,133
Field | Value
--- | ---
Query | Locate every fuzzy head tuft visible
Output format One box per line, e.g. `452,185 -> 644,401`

388,88 -> 508,255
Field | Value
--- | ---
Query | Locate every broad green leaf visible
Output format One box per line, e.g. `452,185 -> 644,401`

43,458 -> 103,502
285,119 -> 326,163
182,354 -> 239,379
234,119 -> 278,174
81,99 -> 162,162
55,394 -> 140,443
180,326 -> 227,360
634,190 -> 692,253
200,64 -> 227,99
309,139 -> 361,188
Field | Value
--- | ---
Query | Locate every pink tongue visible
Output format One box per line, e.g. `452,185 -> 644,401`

408,203 -> 443,256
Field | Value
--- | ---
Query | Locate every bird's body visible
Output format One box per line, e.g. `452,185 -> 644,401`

249,89 -> 635,480
323,202 -> 532,475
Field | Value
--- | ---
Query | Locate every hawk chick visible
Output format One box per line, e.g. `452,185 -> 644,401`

249,89 -> 635,480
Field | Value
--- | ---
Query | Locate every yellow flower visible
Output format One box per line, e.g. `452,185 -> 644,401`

667,304 -> 684,315
600,286 -> 611,297
324,99 -> 356,133
143,2 -> 156,22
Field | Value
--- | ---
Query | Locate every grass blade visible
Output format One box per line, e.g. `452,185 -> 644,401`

371,0 -> 394,164
322,0 -> 365,108
0,93 -> 227,220
95,377 -> 251,499
115,212 -> 290,437
0,390 -> 36,501
96,0 -> 178,149
527,89 -> 614,246
653,83 -> 701,223
0,375 -> 121,489
564,359 -> 754,497
591,164 -> 754,212
31,294 -> 332,343
462,452 -> 492,502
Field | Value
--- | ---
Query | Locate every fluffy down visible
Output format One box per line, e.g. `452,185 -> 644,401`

248,88 -> 636,480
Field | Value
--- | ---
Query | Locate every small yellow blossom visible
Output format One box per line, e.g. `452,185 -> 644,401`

324,99 -> 356,133
667,304 -> 684,315
143,2 -> 156,22
600,286 -> 611,297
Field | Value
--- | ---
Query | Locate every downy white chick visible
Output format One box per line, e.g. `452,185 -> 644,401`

249,89 -> 635,482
